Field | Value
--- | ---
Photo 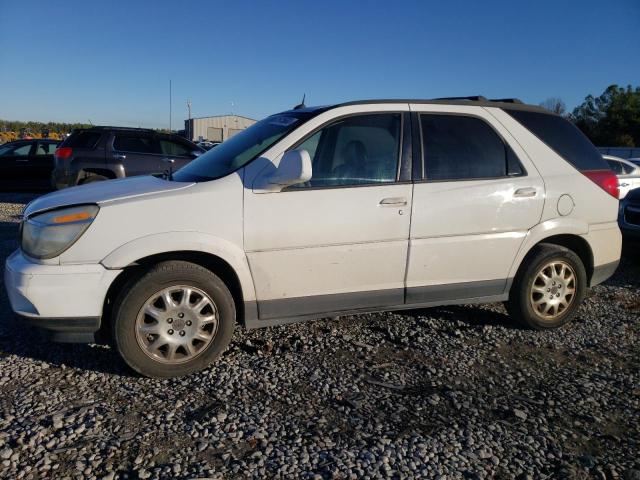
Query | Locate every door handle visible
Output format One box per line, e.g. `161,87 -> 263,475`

113,153 -> 126,160
16,159 -> 29,162
514,187 -> 537,198
619,182 -> 629,187
379,197 -> 407,206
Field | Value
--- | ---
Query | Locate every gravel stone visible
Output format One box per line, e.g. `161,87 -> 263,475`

0,192 -> 638,479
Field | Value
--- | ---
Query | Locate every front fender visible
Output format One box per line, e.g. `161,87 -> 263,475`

100,231 -> 256,302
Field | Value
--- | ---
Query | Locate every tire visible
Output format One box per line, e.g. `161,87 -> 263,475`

80,174 -> 109,185
506,243 -> 587,329
112,260 -> 235,377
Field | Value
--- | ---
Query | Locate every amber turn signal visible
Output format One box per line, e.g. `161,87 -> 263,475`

52,211 -> 92,224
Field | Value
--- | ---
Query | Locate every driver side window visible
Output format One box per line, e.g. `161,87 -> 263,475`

290,113 -> 401,188
9,144 -> 32,157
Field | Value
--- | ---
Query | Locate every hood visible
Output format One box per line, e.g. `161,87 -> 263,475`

24,176 -> 195,217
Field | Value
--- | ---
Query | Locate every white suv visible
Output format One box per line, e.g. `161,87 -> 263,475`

5,97 -> 622,377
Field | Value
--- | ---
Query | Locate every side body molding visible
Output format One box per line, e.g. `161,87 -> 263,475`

100,231 -> 257,303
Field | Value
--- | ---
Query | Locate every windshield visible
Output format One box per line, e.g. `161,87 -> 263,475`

173,112 -> 318,182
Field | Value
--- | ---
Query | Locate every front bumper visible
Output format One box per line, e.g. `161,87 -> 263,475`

4,250 -> 121,342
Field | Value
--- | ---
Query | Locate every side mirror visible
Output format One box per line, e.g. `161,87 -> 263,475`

268,149 -> 312,188
192,150 -> 202,158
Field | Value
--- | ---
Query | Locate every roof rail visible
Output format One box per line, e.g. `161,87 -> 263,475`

433,96 -> 488,102
488,98 -> 523,104
83,126 -> 157,132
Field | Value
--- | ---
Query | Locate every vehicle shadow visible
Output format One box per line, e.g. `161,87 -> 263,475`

397,303 -> 516,329
0,316 -> 131,377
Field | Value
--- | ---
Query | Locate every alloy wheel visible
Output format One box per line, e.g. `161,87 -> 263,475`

135,285 -> 219,364
529,260 -> 577,320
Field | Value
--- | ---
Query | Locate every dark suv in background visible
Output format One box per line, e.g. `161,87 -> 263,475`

52,127 -> 205,189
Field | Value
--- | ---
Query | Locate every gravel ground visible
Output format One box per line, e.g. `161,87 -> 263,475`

0,192 -> 638,480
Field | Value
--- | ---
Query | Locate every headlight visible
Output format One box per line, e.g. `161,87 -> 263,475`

21,205 -> 99,259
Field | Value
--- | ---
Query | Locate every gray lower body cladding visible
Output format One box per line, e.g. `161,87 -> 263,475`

244,279 -> 509,329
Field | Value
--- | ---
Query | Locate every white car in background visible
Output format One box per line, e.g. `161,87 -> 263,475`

5,97 -> 622,377
603,155 -> 640,199
197,141 -> 221,151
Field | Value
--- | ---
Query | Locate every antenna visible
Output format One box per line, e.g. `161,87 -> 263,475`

187,99 -> 192,140
87,119 -> 93,126
169,80 -> 172,132
293,94 -> 306,110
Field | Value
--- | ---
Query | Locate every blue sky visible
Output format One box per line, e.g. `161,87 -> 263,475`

0,0 -> 638,128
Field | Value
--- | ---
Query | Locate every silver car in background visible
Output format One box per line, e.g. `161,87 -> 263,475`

604,155 -> 640,199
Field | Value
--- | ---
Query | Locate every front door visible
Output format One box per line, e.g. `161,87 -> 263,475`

406,104 -> 545,303
244,111 -> 412,320
0,142 -> 34,188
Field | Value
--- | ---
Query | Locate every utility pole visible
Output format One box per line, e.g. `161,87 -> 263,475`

169,80 -> 172,132
187,99 -> 192,141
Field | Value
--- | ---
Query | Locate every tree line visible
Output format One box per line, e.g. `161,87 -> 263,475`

0,121 -> 172,144
0,120 -> 92,144
540,84 -> 640,147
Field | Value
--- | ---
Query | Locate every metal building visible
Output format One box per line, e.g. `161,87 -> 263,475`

184,115 -> 256,143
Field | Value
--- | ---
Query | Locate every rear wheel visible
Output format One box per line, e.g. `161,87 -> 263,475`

506,244 -> 587,329
112,261 -> 235,377
79,173 -> 109,185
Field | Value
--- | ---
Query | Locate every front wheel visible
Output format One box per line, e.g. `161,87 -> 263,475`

506,244 -> 587,329
112,261 -> 235,377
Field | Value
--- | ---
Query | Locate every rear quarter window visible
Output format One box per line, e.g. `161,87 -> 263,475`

64,131 -> 101,149
506,110 -> 608,171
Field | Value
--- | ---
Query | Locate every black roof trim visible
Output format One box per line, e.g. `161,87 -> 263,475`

75,126 -> 157,133
488,98 -> 523,104
325,98 -> 549,114
434,95 -> 488,101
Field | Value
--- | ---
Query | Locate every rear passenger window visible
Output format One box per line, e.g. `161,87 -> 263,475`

113,135 -> 156,154
622,163 -> 635,174
159,139 -> 192,156
506,110 -> 608,171
35,142 -> 58,155
65,131 -> 101,149
420,114 -> 522,181
607,160 -> 623,174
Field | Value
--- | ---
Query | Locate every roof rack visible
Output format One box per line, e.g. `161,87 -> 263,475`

433,96 -> 523,104
83,126 -> 157,132
488,98 -> 523,104
434,96 -> 488,102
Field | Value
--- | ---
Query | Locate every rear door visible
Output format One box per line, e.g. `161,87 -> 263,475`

158,136 -> 201,172
406,104 -> 545,303
111,132 -> 161,176
30,141 -> 58,187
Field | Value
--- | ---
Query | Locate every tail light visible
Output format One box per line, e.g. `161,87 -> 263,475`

582,170 -> 619,199
54,147 -> 73,160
